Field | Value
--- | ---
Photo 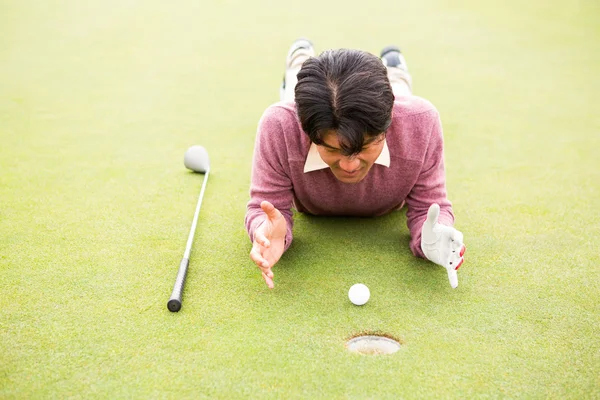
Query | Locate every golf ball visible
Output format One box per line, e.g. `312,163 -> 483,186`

348,283 -> 370,306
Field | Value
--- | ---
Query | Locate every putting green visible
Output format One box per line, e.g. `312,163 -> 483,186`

1,0 -> 598,398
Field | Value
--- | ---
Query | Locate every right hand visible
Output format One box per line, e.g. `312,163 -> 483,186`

249,201 -> 287,289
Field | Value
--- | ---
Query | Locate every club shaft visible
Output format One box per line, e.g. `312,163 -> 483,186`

184,169 -> 210,259
167,169 -> 210,312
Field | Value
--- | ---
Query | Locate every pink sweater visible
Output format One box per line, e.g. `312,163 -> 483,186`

245,95 -> 454,258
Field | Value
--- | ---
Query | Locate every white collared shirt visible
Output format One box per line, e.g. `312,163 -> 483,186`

303,140 -> 391,173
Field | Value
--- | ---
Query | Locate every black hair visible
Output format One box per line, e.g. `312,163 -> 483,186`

294,48 -> 394,156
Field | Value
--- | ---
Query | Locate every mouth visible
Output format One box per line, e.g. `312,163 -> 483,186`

336,167 -> 365,180
339,168 -> 361,177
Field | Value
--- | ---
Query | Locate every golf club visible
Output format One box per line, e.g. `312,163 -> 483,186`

167,145 -> 210,312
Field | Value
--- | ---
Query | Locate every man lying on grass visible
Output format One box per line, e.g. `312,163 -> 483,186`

245,39 -> 466,289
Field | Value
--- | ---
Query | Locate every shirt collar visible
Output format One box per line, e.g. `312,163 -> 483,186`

303,139 -> 390,173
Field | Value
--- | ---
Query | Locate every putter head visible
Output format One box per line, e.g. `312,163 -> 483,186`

184,145 -> 210,173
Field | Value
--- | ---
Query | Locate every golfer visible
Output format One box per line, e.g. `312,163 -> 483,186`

245,39 -> 466,289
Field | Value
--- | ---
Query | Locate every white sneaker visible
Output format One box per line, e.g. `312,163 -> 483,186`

380,45 -> 409,72
380,45 -> 412,96
280,38 -> 315,101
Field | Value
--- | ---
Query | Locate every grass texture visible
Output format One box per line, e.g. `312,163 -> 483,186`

1,0 -> 598,398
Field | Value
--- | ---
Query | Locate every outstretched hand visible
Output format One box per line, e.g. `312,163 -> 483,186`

421,203 -> 466,288
249,201 -> 287,289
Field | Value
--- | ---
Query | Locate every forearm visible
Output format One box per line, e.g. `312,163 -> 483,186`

405,107 -> 454,258
246,104 -> 297,251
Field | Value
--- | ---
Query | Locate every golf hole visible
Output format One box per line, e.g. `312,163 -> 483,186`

346,334 -> 402,355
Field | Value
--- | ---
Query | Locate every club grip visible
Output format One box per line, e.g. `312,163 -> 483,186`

167,257 -> 190,312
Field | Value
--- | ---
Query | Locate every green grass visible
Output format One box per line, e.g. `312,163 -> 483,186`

1,0 -> 599,398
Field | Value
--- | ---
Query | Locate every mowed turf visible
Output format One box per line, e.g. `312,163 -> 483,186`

1,0 -> 599,398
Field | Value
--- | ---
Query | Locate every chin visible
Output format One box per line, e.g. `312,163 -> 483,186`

334,172 -> 368,184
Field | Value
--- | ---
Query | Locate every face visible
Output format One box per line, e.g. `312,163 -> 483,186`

316,130 -> 386,183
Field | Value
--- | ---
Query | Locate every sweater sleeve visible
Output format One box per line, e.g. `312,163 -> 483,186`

244,106 -> 295,251
405,109 -> 454,258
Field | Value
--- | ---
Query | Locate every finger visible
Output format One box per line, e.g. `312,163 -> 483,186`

254,231 -> 270,248
447,252 -> 461,270
426,203 -> 440,225
261,200 -> 282,221
250,245 -> 274,273
264,267 -> 273,279
447,267 -> 458,289
455,257 -> 464,270
262,271 -> 275,289
249,246 -> 269,269
451,229 -> 464,244
452,240 -> 463,253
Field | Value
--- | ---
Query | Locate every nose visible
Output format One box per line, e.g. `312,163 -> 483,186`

339,156 -> 361,172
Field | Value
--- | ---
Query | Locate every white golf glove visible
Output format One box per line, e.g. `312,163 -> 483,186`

421,203 -> 466,288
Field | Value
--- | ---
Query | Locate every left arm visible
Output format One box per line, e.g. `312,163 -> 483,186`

405,109 -> 454,258
404,109 -> 466,288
